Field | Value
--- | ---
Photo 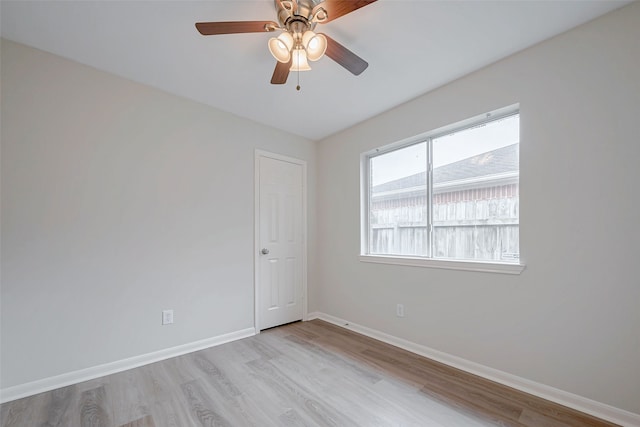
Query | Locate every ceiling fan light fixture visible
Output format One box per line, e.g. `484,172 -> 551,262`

268,31 -> 294,63
278,0 -> 297,14
302,31 -> 327,61
290,47 -> 311,71
310,6 -> 328,24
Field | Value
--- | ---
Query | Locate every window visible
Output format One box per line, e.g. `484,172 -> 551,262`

363,109 -> 521,271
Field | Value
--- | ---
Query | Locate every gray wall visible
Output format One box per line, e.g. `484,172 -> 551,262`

315,2 -> 640,415
0,39 -> 316,389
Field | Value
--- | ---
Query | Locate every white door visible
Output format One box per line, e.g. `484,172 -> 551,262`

256,154 -> 305,330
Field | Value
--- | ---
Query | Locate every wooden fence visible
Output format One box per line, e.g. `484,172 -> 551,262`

370,196 -> 519,261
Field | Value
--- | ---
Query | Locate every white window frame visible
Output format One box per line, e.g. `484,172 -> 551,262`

360,105 -> 525,275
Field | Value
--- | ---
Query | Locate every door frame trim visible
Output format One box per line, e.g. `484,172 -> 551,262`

254,150 -> 308,333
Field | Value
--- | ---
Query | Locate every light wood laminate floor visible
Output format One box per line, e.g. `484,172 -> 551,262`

1,320 -> 619,426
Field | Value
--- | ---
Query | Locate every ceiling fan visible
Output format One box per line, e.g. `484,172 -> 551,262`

195,0 -> 377,87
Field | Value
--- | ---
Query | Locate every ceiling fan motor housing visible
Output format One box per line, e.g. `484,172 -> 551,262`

276,0 -> 322,31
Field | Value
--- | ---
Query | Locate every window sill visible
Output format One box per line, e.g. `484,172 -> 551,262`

359,255 -> 525,275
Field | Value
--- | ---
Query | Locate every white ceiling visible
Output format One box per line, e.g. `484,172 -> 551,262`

1,0 -> 631,140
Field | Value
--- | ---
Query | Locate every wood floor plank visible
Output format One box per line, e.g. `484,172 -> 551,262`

147,390 -> 199,427
372,378 -> 492,427
420,382 -> 528,427
265,333 -> 418,426
133,359 -> 203,426
107,370 -> 150,426
186,354 -> 272,427
118,414 -> 155,427
518,408 -> 574,427
136,363 -> 175,406
278,408 -> 310,426
0,392 -> 48,427
0,319 -> 622,427
246,356 -> 358,427
180,379 -> 232,427
195,349 -> 290,425
189,352 -> 242,399
241,335 -> 282,360
79,386 -> 112,427
267,353 -> 396,426
40,384 -> 78,427
358,346 -> 525,422
280,333 -> 383,384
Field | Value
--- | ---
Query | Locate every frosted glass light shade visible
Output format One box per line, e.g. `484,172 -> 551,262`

302,31 -> 327,61
268,32 -> 294,63
290,47 -> 311,71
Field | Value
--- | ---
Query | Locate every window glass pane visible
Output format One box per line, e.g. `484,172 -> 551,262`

432,114 -> 519,262
369,142 -> 428,256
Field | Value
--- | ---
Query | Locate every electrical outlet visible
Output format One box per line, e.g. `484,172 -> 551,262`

396,304 -> 405,318
162,309 -> 174,325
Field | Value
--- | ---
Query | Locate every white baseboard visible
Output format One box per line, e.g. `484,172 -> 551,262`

307,311 -> 640,427
0,327 -> 255,404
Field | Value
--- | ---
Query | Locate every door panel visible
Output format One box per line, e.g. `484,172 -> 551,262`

258,156 -> 304,330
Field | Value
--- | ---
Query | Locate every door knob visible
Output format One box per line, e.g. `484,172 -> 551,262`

261,248 -> 270,255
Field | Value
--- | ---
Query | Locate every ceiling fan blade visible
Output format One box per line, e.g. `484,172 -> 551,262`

324,35 -> 368,76
271,59 -> 292,84
195,21 -> 277,35
317,0 -> 378,23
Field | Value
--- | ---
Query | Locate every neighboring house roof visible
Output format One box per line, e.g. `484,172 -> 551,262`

434,143 -> 519,184
372,143 -> 519,193
373,170 -> 426,193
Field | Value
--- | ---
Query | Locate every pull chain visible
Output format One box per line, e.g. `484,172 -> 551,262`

296,48 -> 301,91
